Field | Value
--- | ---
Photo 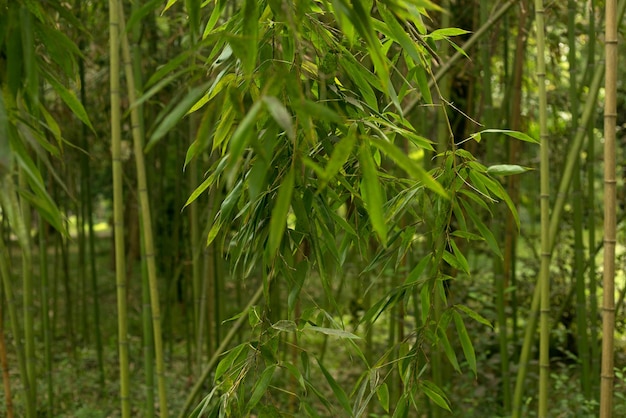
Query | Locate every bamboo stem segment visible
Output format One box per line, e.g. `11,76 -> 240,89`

533,0 -> 551,414
600,0 -> 617,415
118,3 -> 169,415
109,0 -> 131,415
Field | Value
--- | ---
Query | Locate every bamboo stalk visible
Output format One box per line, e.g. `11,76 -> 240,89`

37,164 -> 54,416
600,0 -> 617,415
532,0 -> 551,414
109,0 -> 131,414
118,2 -> 169,415
586,2 -> 599,392
568,0 -> 592,399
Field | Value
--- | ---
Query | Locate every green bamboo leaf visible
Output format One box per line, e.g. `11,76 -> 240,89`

404,255 -> 431,285
283,362 -> 305,391
187,71 -> 234,115
413,64 -> 433,104
268,166 -> 294,258
467,170 -> 491,198
37,23 -> 81,77
453,311 -> 477,377
323,129 -> 356,182
377,383 -> 390,412
339,57 -> 379,110
448,39 -> 470,59
185,0 -> 201,38
11,138 -> 65,235
220,180 -> 243,217
451,200 -> 467,231
206,218 -> 224,246
146,83 -> 210,152
263,96 -> 294,140
449,240 -> 469,275
437,325 -> 461,373
316,357 -> 353,416
476,171 -> 520,229
214,343 -> 247,382
378,5 -> 422,66
351,0 -> 389,92
442,250 -> 463,272
486,164 -> 532,176
227,100 -> 263,169
305,379 -> 333,412
296,99 -> 343,123
247,158 -> 269,203
43,72 -> 94,132
454,304 -> 493,328
428,27 -> 471,40
183,157 -> 228,208
248,306 -> 261,327
327,208 -> 356,236
420,381 -> 451,411
202,1 -> 226,38
39,105 -> 62,156
461,199 -> 502,258
247,364 -> 277,410
470,128 -> 539,144
272,320 -> 297,333
369,137 -> 447,198
213,105 -> 236,151
189,386 -> 219,418
145,51 -> 192,88
241,0 -> 258,75
161,0 -> 179,14
130,70 -> 188,112
359,141 -> 387,244
391,394 -> 409,418
304,325 -> 361,340
450,230 -> 483,241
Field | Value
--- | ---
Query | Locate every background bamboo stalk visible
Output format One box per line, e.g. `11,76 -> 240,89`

118,2 -> 169,415
568,0 -> 592,400
533,0 -> 551,413
109,0 -> 131,415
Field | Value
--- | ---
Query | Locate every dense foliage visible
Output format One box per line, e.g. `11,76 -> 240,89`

0,0 -> 624,417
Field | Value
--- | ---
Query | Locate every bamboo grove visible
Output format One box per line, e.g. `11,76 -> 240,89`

0,0 -> 624,417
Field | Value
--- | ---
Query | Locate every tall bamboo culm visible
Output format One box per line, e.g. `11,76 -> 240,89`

600,0 -> 617,415
118,2 -> 169,415
109,0 -> 131,415
533,0 -> 551,414
568,0 -> 592,400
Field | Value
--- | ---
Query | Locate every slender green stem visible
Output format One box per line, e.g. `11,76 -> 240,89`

118,3 -> 169,414
109,0 -> 131,414
568,0 -> 591,400
533,0 -> 551,415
